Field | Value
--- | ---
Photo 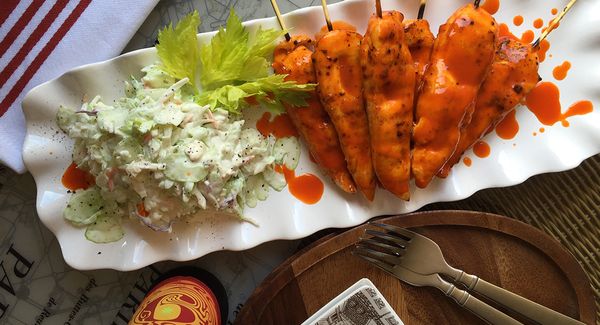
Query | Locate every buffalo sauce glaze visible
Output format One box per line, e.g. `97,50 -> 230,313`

551,8 -> 558,15
404,19 -> 435,83
495,109 -> 519,139
256,112 -> 299,138
473,141 -> 491,158
537,40 -> 550,62
526,82 -> 594,127
272,35 -> 356,194
500,23 -> 551,62
315,21 -> 356,41
338,54 -> 362,97
499,23 -> 519,41
440,35 -> 538,179
62,162 -> 95,191
481,0 -> 500,15
275,165 -> 324,204
412,4 -> 498,187
257,112 -> 324,204
520,30 -> 535,43
533,18 -> 544,29
552,61 -> 571,80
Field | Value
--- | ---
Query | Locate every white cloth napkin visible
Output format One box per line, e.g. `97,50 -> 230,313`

0,0 -> 158,173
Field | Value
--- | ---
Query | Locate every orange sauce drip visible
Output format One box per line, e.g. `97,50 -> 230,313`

338,54 -> 362,97
481,0 -> 500,15
533,132 -> 537,136
499,23 -> 519,41
513,15 -> 523,26
539,127 -> 545,133
537,39 -> 550,62
315,21 -> 356,41
526,82 -> 594,127
256,112 -> 299,138
473,141 -> 491,158
495,110 -> 519,139
533,18 -> 544,29
526,82 -> 562,125
136,202 -> 149,217
275,165 -> 324,204
463,157 -> 472,167
244,96 -> 259,106
552,61 -> 571,81
562,101 -> 594,127
62,162 -> 95,191
521,30 -> 535,44
551,8 -> 558,15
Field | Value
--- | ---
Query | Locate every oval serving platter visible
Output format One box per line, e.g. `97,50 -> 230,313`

22,0 -> 600,270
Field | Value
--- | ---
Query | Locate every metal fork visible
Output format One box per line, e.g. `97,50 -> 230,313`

357,222 -> 584,325
353,247 -> 523,324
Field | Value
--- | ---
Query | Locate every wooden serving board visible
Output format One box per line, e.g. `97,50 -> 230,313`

236,211 -> 596,325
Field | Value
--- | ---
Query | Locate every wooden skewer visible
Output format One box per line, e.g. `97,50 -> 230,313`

321,0 -> 333,31
375,0 -> 383,18
269,0 -> 291,41
474,0 -> 481,9
532,0 -> 577,48
417,0 -> 427,19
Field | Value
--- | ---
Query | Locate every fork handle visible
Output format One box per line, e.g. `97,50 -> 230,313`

446,286 -> 523,325
456,272 -> 585,325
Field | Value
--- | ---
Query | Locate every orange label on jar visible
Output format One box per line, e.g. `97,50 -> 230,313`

130,276 -> 220,325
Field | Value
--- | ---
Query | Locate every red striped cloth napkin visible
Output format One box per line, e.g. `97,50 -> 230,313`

0,0 -> 158,173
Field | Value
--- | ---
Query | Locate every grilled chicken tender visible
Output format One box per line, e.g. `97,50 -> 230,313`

272,35 -> 356,193
361,11 -> 415,200
404,19 -> 435,90
412,4 -> 498,188
313,30 -> 376,200
439,37 -> 540,177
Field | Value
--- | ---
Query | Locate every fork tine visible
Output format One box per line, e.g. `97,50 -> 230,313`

352,249 -> 395,275
354,245 -> 401,265
365,229 -> 411,247
369,222 -> 417,239
358,237 -> 406,256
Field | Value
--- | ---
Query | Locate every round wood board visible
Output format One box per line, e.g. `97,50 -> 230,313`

236,210 -> 596,325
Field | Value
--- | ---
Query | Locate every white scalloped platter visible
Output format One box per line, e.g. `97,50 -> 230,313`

22,0 -> 600,270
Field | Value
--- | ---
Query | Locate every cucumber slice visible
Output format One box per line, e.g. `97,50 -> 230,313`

243,174 -> 270,208
85,210 -> 124,243
64,187 -> 103,226
263,166 -> 286,191
273,137 -> 300,170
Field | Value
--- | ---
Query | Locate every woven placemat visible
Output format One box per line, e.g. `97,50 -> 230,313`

426,154 -> 600,323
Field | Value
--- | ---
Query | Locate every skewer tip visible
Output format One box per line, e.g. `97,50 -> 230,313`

270,0 -> 291,41
375,0 -> 383,18
321,0 -> 333,31
474,0 -> 481,9
417,0 -> 427,19
532,0 -> 577,48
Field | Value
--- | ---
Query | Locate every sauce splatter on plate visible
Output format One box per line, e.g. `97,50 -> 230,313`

526,82 -> 594,127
